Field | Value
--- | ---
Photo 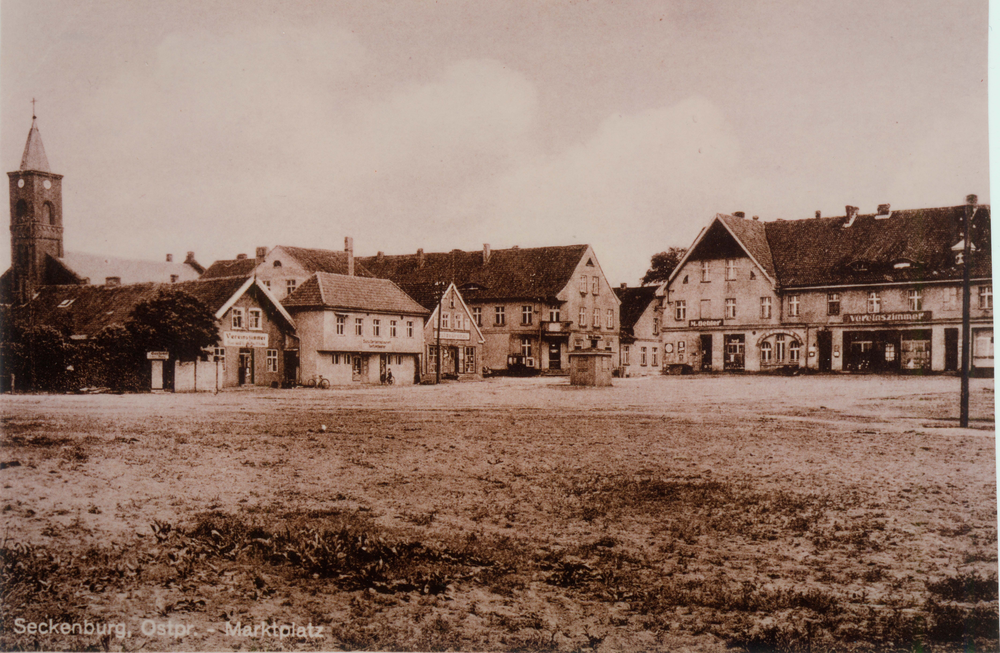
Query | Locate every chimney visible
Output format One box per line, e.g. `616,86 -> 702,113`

377,251 -> 385,263
843,205 -> 859,228
256,246 -> 267,262
876,204 -> 891,218
967,194 -> 978,211
752,215 -> 759,221
483,243 -> 491,264
105,276 -> 120,287
165,253 -> 173,262
417,248 -> 425,268
185,251 -> 196,264
620,282 -> 627,290
815,210 -> 821,219
733,211 -> 745,218
236,253 -> 247,260
511,245 -> 519,250
345,237 -> 354,277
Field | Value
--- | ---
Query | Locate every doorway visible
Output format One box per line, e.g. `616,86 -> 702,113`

817,331 -> 832,371
352,355 -> 363,382
945,328 -> 959,371
699,334 -> 713,371
162,357 -> 175,391
238,348 -> 254,385
724,334 -> 745,371
548,342 -> 561,370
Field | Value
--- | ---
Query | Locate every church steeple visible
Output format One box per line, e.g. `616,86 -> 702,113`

20,116 -> 51,173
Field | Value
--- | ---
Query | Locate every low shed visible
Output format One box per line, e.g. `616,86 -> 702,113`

569,351 -> 614,386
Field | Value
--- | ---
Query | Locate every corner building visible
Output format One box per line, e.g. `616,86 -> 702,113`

660,199 -> 993,374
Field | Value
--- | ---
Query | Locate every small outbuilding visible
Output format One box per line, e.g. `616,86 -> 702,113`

569,350 -> 614,386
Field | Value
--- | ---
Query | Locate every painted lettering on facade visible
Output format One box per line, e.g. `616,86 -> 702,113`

842,311 -> 932,324
689,319 -> 724,327
224,332 -> 269,347
433,330 -> 471,341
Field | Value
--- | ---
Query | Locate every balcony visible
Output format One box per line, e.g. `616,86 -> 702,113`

541,320 -> 574,334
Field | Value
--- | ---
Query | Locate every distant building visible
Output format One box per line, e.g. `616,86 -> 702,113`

1,116 -> 202,305
401,281 -> 486,381
359,244 -> 621,373
660,200 -> 993,374
614,284 -> 662,376
282,272 -> 429,385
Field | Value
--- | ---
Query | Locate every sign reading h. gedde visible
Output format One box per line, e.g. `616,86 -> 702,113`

842,311 -> 932,324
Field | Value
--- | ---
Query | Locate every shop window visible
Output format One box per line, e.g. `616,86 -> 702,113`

472,307 -> 482,326
231,307 -> 244,329
495,306 -> 506,326
761,341 -> 773,363
390,320 -> 397,337
248,309 -> 262,330
827,293 -> 841,316
867,291 -> 881,314
464,347 -> 476,374
522,305 -> 533,325
725,298 -> 736,319
726,258 -> 737,280
701,260 -> 710,282
884,342 -> 896,362
979,285 -> 992,310
789,340 -> 801,362
760,297 -> 772,319
775,334 -> 786,361
640,347 -> 647,366
355,318 -> 363,336
788,294 -> 800,317
909,289 -> 923,311
214,347 -> 226,370
623,345 -> 630,365
675,300 -> 686,320
900,339 -> 932,370
266,349 -> 278,372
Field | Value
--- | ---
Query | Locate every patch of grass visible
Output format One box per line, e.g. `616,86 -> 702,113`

925,572 -> 999,603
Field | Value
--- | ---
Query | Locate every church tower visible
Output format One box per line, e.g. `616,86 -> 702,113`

8,113 -> 63,304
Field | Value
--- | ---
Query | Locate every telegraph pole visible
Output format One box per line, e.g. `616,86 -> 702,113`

960,194 -> 976,428
436,282 -> 444,384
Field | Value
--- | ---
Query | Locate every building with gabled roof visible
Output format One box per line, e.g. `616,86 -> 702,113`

359,243 -> 621,373
614,284 -> 662,376
660,198 -> 993,374
282,272 -> 429,385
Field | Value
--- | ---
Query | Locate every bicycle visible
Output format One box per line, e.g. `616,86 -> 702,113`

304,374 -> 330,389
380,370 -> 394,385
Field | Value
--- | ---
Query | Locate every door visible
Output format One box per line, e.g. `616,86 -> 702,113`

352,355 -> 362,382
818,331 -> 832,371
283,350 -> 299,385
724,334 -> 745,371
699,334 -> 713,371
162,357 -> 175,391
238,348 -> 254,385
379,353 -> 388,383
548,342 -> 561,370
945,328 -> 959,371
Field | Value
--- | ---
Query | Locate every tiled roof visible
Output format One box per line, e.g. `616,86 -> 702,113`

718,214 -> 776,280
200,258 -> 259,279
58,251 -> 203,285
21,276 -> 249,339
764,205 -> 992,287
614,286 -> 658,337
282,272 -> 430,315
20,118 -> 50,173
279,247 -> 374,277
358,245 -> 590,302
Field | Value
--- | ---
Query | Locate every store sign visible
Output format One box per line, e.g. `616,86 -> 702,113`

843,311 -> 931,324
223,331 -> 269,348
689,319 -> 723,327
146,351 -> 170,360
433,330 -> 471,341
362,338 -> 390,350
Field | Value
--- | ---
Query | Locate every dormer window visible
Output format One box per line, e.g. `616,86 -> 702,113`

893,260 -> 912,269
850,261 -> 870,272
57,298 -> 75,308
273,260 -> 282,267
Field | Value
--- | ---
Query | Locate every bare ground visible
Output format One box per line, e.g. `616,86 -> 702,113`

0,374 -> 995,652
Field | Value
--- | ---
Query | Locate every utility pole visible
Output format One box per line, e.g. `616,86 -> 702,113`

960,194 -> 976,428
436,282 -> 444,384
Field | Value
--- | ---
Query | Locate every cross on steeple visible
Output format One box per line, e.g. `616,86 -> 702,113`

31,98 -> 36,119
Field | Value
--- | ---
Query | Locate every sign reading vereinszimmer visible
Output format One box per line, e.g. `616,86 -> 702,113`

843,311 -> 931,324
223,332 -> 269,347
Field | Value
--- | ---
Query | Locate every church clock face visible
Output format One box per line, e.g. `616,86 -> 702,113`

16,179 -> 24,188
43,180 -> 51,189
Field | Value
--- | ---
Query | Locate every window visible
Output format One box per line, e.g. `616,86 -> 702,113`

441,313 -> 450,329
606,309 -> 614,329
725,298 -> 736,319
675,300 -> 686,321
908,289 -> 923,311
449,294 -> 455,309
749,270 -> 756,280
213,347 -> 226,370
464,347 -> 476,374
495,306 -> 506,325
760,297 -> 772,319
273,260 -> 282,267
827,293 -> 841,316
170,274 -> 179,283
261,279 -> 271,289
726,258 -> 737,280
701,260 -> 710,282
623,345 -> 630,365
580,274 -> 588,294
521,337 -> 533,358
867,291 -> 881,314
472,307 -> 482,326
788,294 -> 800,318
395,355 -> 402,365
232,307 -> 244,329
333,353 -> 341,364
390,320 -> 397,337
592,276 -> 600,295
248,308 -> 262,330
579,306 -> 587,327
57,298 -> 75,308
652,347 -> 658,367
336,315 -> 346,335
789,340 -> 801,362
761,341 -> 773,363
884,342 -> 896,362
683,275 -> 689,284
775,334 -> 786,361
653,317 -> 660,335
522,305 -> 533,325
677,341 -> 686,353
454,313 -> 463,330
641,347 -> 648,366
355,318 -> 363,336
946,287 -> 959,307
407,321 -> 414,337
979,285 -> 993,309
266,349 -> 278,372
286,279 -> 296,296
593,308 -> 600,329
372,319 -> 381,336
549,309 -> 560,322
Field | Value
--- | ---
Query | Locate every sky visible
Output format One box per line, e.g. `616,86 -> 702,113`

0,0 -> 990,285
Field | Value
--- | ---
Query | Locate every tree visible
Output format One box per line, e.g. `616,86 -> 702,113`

124,289 -> 219,361
641,247 -> 687,286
